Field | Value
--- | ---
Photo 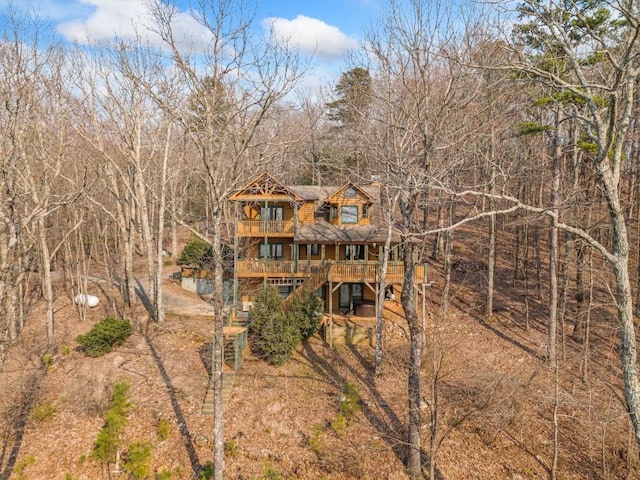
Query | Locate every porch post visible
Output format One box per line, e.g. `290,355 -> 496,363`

263,200 -> 268,290
233,201 -> 239,307
328,268 -> 333,349
293,202 -> 299,290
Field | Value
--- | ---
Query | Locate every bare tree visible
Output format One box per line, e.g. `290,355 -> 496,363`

147,1 -> 305,477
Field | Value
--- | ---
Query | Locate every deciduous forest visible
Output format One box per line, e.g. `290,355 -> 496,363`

3,1 -> 640,479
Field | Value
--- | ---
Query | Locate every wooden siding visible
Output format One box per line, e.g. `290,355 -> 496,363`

298,202 -> 316,224
329,197 -> 372,226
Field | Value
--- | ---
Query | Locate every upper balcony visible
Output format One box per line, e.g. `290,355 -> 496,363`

237,220 -> 295,237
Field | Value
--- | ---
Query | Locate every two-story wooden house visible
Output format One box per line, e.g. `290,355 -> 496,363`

228,173 -> 428,326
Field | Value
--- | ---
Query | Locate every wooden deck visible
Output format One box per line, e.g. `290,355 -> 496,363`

237,260 -> 427,285
237,220 -> 295,237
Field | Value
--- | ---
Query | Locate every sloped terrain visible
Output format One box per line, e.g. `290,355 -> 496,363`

1,244 -> 638,479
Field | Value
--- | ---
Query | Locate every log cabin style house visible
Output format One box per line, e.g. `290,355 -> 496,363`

228,173 -> 428,323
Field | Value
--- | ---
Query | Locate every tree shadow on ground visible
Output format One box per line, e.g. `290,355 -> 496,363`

0,372 -> 45,480
298,340 -> 445,480
144,334 -> 204,477
133,277 -> 206,477
475,317 -> 545,362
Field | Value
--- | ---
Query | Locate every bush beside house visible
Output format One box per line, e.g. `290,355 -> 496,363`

249,286 -> 323,365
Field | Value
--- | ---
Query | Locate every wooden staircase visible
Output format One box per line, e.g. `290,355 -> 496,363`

281,263 -> 330,310
201,309 -> 249,415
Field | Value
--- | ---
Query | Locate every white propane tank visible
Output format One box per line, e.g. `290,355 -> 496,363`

74,293 -> 100,308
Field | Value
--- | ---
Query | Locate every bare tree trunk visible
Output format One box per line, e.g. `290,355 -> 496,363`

547,117 -> 561,365
573,242 -> 586,343
211,205 -> 225,480
441,203 -> 454,316
600,164 -> 640,452
154,125 -> 172,324
486,118 -> 496,317
431,190 -> 444,260
38,214 -> 55,346
375,190 -> 399,376
400,196 -> 422,479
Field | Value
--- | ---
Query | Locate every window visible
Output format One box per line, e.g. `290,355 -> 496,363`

344,186 -> 356,198
259,243 -> 283,260
339,283 -> 364,309
311,244 -> 319,255
345,244 -> 365,260
277,286 -> 291,298
330,205 -> 338,219
260,206 -> 284,221
341,205 -> 358,224
362,204 -> 369,218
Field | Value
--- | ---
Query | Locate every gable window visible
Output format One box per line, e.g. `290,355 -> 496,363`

261,206 -> 284,221
344,186 -> 357,198
259,243 -> 283,260
345,244 -> 365,260
341,205 -> 358,224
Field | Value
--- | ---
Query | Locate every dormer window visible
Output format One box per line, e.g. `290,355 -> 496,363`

341,205 -> 358,224
344,186 -> 357,198
331,205 -> 338,219
362,205 -> 369,218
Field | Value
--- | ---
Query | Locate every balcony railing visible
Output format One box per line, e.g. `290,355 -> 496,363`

237,260 -> 427,284
237,220 -> 295,237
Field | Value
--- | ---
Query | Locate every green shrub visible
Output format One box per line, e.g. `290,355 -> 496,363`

93,381 -> 131,468
177,235 -> 213,268
157,417 -> 171,441
339,382 -> 361,419
309,424 -> 323,451
156,470 -> 173,480
330,412 -> 348,437
249,286 -> 300,366
123,441 -> 153,480
331,383 -> 361,437
76,317 -> 133,357
14,456 -> 35,480
42,353 -> 54,369
31,401 -> 57,424
197,462 -> 214,480
224,439 -> 238,458
263,465 -> 285,480
287,289 -> 323,341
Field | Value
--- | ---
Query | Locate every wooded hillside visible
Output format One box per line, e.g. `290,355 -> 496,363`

3,1 -> 640,479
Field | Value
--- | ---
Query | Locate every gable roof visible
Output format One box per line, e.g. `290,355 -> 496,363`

325,181 -> 376,203
228,173 -> 303,201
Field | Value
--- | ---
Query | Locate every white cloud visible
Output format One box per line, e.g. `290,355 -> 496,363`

55,0 -> 212,51
264,15 -> 359,59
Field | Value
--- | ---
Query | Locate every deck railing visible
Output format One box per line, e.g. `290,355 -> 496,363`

237,259 -> 427,284
237,260 -> 296,276
237,220 -> 295,237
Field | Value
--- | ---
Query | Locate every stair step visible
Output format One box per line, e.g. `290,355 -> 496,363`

201,373 -> 236,415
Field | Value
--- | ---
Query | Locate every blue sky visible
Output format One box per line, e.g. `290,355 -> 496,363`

0,0 -> 380,92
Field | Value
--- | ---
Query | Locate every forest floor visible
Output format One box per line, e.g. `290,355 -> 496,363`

1,225 -> 639,479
